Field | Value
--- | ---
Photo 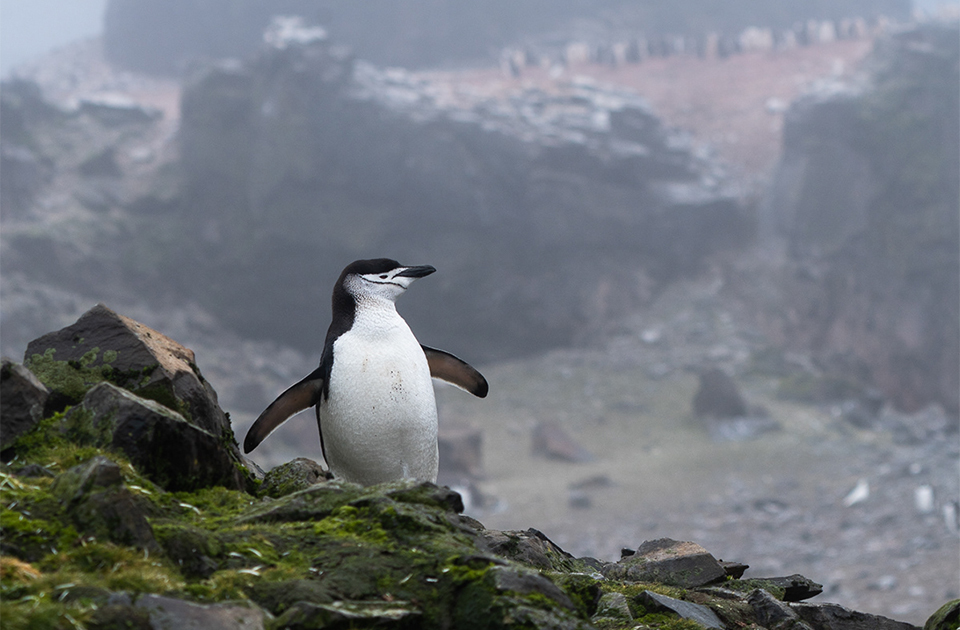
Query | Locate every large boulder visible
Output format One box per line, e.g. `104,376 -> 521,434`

65,382 -> 249,491
24,304 -> 231,435
14,305 -> 257,491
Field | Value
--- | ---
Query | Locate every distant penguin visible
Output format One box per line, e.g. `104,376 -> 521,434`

243,258 -> 488,486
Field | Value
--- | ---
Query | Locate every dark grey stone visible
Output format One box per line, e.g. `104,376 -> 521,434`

490,566 -> 576,610
637,589 -> 724,629
272,599 -> 419,630
260,457 -> 330,498
757,574 -> 824,602
68,382 -> 248,492
693,367 -> 749,419
792,601 -> 921,630
135,594 -> 269,630
480,527 -> 580,572
0,357 -> 51,451
602,538 -> 726,587
24,304 -> 232,437
52,455 -> 159,552
748,588 -> 814,630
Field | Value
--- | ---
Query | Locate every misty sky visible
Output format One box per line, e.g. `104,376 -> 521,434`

0,0 -> 106,75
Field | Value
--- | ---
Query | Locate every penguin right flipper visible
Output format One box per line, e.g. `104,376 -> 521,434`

243,370 -> 324,453
422,345 -> 489,398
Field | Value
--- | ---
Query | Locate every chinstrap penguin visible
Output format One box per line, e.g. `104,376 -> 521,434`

243,258 -> 488,486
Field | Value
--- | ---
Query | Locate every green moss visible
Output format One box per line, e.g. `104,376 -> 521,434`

312,505 -> 392,547
548,572 -> 602,618
924,599 -> 960,630
721,578 -> 786,600
24,347 -> 171,415
0,597 -> 95,630
26,348 -> 110,406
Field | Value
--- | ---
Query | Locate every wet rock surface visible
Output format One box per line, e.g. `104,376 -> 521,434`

0,311 -> 941,629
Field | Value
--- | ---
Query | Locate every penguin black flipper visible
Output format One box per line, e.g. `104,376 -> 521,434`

422,345 -> 488,398
243,367 -> 325,453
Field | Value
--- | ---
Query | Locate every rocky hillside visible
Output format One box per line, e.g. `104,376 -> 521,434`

2,307 -> 952,630
0,24 -> 750,365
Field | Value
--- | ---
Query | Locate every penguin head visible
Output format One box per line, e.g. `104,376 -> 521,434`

340,258 -> 436,303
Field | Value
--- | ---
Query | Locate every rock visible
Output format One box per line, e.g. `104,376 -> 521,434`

479,527 -> 582,573
273,600 -> 420,629
755,574 -> 824,602
259,457 -> 330,498
65,382 -> 248,492
24,304 -> 230,436
51,455 -> 160,552
531,421 -> 594,462
925,599 -> 959,630
638,590 -> 725,629
0,358 -> 51,452
135,594 -> 268,630
592,592 -> 632,622
748,588 -> 815,630
19,305 -> 258,490
719,560 -> 750,579
157,526 -> 221,579
489,566 -> 576,610
438,425 -> 483,479
792,601 -> 922,630
244,579 -> 335,616
693,367 -> 749,418
602,538 -> 726,587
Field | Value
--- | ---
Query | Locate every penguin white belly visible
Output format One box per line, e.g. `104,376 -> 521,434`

320,317 -> 438,486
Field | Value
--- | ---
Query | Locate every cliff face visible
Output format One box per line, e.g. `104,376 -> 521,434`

761,23 -> 959,414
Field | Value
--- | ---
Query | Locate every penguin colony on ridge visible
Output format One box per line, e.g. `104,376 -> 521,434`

243,258 -> 488,486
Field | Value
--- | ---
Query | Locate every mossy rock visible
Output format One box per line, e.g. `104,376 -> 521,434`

926,599 -> 960,630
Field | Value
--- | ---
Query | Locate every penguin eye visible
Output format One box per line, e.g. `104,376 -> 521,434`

379,274 -> 388,279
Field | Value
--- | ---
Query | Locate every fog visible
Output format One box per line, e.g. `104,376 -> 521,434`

1,1 -> 958,626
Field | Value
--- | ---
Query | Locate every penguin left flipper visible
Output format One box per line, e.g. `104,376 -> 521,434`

243,369 -> 324,453
422,345 -> 488,398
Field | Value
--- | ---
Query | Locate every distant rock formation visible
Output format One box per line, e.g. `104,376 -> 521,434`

761,23 -> 960,415
146,30 -> 751,362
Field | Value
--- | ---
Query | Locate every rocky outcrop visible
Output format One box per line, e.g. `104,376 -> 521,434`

167,31 -> 749,363
11,304 -> 257,491
0,308 -> 940,630
760,23 -> 959,415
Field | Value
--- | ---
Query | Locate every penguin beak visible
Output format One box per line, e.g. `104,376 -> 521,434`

397,265 -> 436,279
